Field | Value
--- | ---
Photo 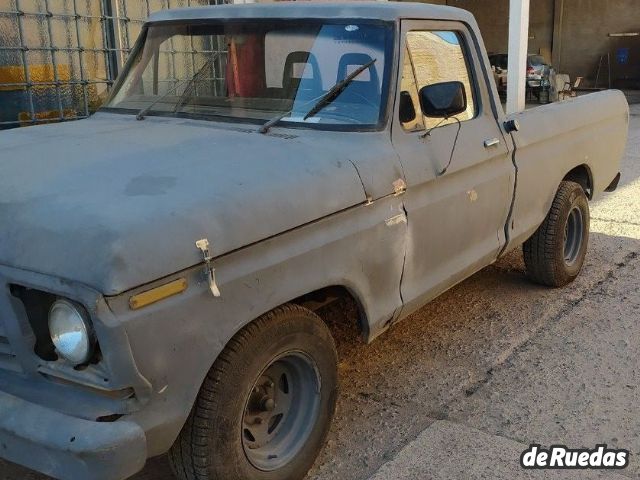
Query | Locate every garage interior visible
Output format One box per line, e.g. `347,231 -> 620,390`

424,0 -> 639,93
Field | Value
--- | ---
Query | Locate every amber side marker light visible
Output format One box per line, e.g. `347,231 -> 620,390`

129,278 -> 188,310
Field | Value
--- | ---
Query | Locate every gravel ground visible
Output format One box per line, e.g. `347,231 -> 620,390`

1,104 -> 638,480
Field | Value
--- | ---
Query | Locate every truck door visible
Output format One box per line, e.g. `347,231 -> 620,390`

391,21 -> 514,316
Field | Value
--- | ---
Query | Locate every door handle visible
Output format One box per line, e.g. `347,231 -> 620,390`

484,138 -> 500,148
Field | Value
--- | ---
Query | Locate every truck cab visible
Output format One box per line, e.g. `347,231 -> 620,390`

0,3 -> 627,480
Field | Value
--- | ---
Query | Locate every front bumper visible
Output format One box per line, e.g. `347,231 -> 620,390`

0,389 -> 147,480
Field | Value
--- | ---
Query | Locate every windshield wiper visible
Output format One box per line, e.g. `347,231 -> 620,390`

172,55 -> 217,114
258,91 -> 327,134
304,58 -> 376,120
136,79 -> 188,120
136,57 -> 215,121
259,58 -> 376,134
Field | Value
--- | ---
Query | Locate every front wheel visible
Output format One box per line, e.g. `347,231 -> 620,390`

169,304 -> 338,480
523,180 -> 590,287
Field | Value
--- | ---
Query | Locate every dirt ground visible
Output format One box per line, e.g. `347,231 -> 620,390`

2,104 -> 638,480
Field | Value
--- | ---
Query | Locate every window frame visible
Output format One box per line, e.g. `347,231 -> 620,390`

399,43 -> 426,132
399,27 -> 480,133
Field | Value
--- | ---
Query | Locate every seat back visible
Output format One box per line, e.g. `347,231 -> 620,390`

336,53 -> 380,101
282,51 -> 322,97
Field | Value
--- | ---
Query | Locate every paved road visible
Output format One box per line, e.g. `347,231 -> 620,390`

2,105 -> 638,480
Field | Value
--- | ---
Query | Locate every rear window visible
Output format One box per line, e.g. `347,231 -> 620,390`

528,55 -> 545,66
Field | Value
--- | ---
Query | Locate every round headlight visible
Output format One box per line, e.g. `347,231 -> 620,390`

48,300 -> 94,365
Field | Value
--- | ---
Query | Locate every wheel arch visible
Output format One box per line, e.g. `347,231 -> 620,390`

563,164 -> 594,200
214,283 -> 371,351
289,284 -> 370,341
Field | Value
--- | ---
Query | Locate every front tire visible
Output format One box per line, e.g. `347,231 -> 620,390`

523,180 -> 590,287
169,304 -> 338,480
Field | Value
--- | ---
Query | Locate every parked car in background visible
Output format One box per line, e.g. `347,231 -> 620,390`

489,53 -> 551,97
0,3 -> 628,480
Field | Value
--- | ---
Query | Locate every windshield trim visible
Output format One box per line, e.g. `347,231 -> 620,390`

100,18 -> 397,133
98,106 -> 389,133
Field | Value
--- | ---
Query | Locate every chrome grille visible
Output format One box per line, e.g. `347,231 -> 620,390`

0,319 -> 21,373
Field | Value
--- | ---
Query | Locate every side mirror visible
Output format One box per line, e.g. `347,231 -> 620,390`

399,91 -> 416,124
419,81 -> 467,118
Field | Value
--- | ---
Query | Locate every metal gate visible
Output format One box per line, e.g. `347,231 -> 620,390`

0,0 -> 226,129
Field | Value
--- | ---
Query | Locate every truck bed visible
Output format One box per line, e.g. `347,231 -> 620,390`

504,90 -> 629,251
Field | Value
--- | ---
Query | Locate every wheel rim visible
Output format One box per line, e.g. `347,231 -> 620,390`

564,206 -> 584,266
241,351 -> 321,471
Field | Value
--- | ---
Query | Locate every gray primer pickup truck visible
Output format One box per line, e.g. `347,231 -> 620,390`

0,3 -> 629,480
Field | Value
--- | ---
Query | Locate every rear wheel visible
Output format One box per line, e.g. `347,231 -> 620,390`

169,304 -> 338,480
523,180 -> 590,287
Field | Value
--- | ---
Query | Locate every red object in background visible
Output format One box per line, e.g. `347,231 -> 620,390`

227,34 -> 266,97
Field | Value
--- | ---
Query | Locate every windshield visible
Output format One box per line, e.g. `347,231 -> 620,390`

528,55 -> 546,66
105,20 -> 394,130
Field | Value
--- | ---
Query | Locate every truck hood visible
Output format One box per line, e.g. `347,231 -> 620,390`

0,113 -> 367,294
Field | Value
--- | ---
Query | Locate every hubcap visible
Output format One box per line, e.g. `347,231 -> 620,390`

564,206 -> 584,266
242,352 -> 321,471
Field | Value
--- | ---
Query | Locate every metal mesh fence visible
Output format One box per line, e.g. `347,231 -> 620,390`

0,0 -> 227,129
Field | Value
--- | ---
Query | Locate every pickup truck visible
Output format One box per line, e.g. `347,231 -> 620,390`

0,3 -> 629,480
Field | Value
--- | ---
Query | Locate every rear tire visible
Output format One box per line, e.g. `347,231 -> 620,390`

523,180 -> 590,287
169,304 -> 338,480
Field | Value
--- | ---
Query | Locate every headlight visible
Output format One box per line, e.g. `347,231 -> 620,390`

48,300 -> 94,365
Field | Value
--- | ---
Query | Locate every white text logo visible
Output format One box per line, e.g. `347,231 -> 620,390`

521,445 -> 629,470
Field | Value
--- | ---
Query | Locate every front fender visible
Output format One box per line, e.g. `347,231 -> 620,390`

106,194 -> 407,456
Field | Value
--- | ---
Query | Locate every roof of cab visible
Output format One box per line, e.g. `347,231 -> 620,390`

147,1 -> 475,24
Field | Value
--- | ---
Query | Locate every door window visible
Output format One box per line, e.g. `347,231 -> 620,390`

399,45 -> 425,132
400,30 -> 477,131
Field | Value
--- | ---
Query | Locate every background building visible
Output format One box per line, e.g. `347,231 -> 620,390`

433,0 -> 639,90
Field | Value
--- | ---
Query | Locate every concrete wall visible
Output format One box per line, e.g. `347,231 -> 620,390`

448,0 -> 554,59
413,0 -> 639,87
556,0 -> 639,88
405,0 -> 553,57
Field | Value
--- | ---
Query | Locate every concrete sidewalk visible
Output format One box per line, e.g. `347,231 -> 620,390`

369,421 -> 630,480
368,251 -> 640,479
